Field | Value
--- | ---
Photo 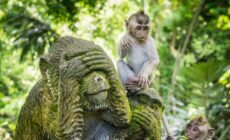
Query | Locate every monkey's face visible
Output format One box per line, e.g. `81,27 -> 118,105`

134,23 -> 150,42
81,72 -> 110,111
127,15 -> 150,42
186,120 -> 215,140
186,123 -> 203,140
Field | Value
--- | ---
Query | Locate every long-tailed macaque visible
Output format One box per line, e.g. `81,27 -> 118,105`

167,116 -> 215,140
117,11 -> 159,93
185,116 -> 215,140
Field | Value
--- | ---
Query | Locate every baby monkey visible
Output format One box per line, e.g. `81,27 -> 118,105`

117,11 -> 159,93
186,116 -> 215,140
167,116 -> 215,140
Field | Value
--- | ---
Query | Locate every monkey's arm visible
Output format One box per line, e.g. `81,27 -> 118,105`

102,75 -> 131,127
118,34 -> 133,59
118,43 -> 127,59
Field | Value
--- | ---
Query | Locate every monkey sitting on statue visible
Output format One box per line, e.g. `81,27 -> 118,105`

117,10 -> 160,93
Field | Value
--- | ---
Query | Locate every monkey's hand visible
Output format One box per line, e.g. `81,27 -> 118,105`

126,76 -> 141,93
121,39 -> 133,50
136,74 -> 149,88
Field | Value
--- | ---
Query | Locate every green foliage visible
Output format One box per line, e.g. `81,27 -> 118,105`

176,60 -> 227,106
206,69 -> 230,140
0,0 -> 229,139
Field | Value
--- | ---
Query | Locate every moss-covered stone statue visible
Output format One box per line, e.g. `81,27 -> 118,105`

15,36 -> 131,140
127,89 -> 163,140
15,36 -> 163,140
94,88 -> 164,140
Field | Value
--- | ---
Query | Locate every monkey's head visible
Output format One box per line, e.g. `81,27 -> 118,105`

126,10 -> 150,42
186,116 -> 215,140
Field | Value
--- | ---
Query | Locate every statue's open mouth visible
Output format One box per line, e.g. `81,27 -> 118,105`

85,88 -> 109,110
85,89 -> 109,95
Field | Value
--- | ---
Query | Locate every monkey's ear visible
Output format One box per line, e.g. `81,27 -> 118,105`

207,128 -> 215,138
39,55 -> 50,80
198,116 -> 205,122
125,19 -> 128,27
139,10 -> 145,14
186,123 -> 192,130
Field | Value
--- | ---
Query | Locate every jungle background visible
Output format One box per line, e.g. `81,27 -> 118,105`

0,0 -> 229,139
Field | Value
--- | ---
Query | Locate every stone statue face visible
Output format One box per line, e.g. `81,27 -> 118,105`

15,37 -> 131,140
82,72 -> 110,111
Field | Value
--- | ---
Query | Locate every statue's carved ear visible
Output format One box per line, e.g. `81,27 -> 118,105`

208,128 -> 215,138
39,55 -> 50,79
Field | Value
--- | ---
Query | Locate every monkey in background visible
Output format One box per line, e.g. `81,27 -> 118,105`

167,116 -> 215,140
117,10 -> 160,93
185,116 -> 215,140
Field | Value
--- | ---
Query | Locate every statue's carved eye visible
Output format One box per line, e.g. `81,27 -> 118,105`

95,77 -> 103,83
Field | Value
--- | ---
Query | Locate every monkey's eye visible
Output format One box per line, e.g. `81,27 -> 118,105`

136,26 -> 142,30
143,26 -> 149,30
193,127 -> 199,132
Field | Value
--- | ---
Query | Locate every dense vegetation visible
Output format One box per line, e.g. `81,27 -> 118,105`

0,0 -> 229,139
